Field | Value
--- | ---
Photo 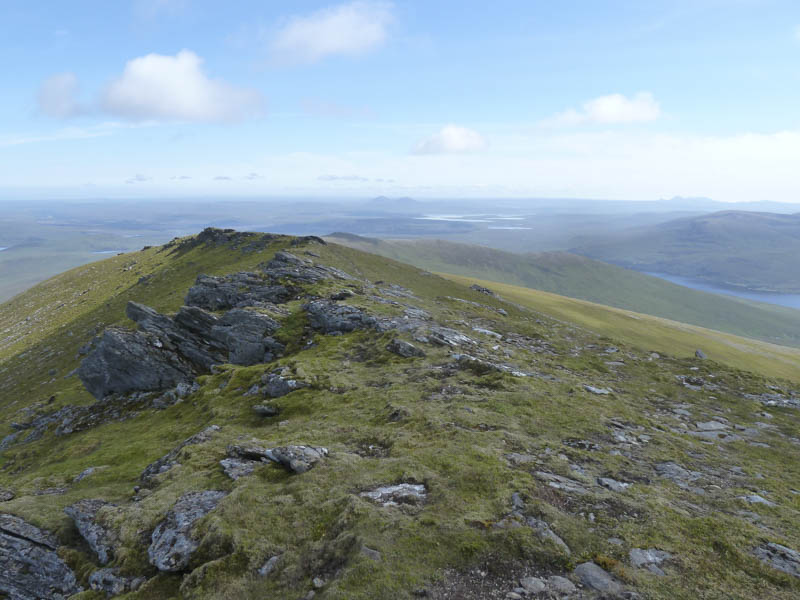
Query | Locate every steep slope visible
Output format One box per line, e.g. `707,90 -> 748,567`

571,210 -> 800,293
0,229 -> 798,600
326,234 -> 800,348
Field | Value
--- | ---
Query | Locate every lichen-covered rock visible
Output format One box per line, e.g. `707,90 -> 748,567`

360,483 -> 427,507
185,272 -> 291,311
64,499 -> 116,565
386,339 -> 426,358
262,371 -> 307,398
0,513 -> 82,599
88,568 -> 145,596
0,489 -> 14,502
220,458 -> 257,480
148,490 -> 227,572
263,445 -> 328,474
305,300 -> 378,334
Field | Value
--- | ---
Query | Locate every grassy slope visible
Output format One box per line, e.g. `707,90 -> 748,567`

441,274 -> 800,383
571,210 -> 800,293
0,233 -> 798,600
327,235 -> 800,349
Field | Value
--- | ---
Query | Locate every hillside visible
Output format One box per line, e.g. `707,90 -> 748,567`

326,234 -> 800,349
1,229 -> 799,599
571,210 -> 800,293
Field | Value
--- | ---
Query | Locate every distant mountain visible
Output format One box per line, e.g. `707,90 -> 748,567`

326,234 -> 800,348
571,210 -> 800,293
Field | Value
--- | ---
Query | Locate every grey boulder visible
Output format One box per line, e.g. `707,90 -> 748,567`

0,513 -> 82,600
386,339 -> 426,358
573,562 -> 624,595
148,490 -> 227,572
305,300 -> 378,334
64,499 -> 116,565
754,542 -> 800,578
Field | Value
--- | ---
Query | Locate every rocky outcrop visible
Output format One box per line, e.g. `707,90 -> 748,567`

64,499 -> 116,565
185,272 -> 292,311
148,490 -> 227,572
262,370 -> 308,398
305,300 -> 378,334
360,483 -> 427,507
754,542 -> 800,578
79,300 -> 284,399
227,444 -> 328,474
0,513 -> 82,599
386,338 -> 426,358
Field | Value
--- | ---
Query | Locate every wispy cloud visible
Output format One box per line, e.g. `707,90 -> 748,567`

214,175 -> 232,180
243,172 -> 263,180
0,122 -> 132,148
271,2 -> 393,64
413,125 -> 488,155
318,174 -> 370,182
125,173 -> 152,184
37,73 -> 83,118
545,92 -> 661,126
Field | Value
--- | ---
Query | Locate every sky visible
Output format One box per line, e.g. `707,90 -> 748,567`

2,0 -> 800,202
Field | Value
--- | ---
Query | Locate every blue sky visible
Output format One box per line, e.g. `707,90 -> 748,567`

2,0 -> 800,201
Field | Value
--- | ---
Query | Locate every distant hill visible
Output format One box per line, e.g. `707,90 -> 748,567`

571,210 -> 800,293
326,234 -> 800,348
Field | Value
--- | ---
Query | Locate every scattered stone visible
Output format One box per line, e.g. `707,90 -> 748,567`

534,471 -> 589,495
0,513 -> 82,599
74,466 -> 98,482
519,576 -> 546,594
598,477 -> 631,493
526,517 -> 571,554
387,338 -> 426,358
738,494 -> 776,507
263,445 -> 328,474
258,555 -> 281,577
305,300 -> 378,334
262,371 -> 308,398
64,499 -> 117,565
88,568 -> 145,596
630,548 -> 672,576
361,483 -> 427,507
695,349 -> 707,359
547,575 -> 576,594
312,577 -> 325,589
361,546 -> 382,561
220,458 -> 257,480
252,404 -> 279,417
0,489 -> 14,502
427,327 -> 475,347
696,421 -> 727,431
148,490 -> 227,572
573,562 -> 624,594
754,543 -> 800,578
584,385 -> 612,395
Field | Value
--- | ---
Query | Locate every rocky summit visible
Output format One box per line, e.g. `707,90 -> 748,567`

0,229 -> 799,599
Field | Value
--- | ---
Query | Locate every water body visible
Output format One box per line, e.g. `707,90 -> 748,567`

645,272 -> 800,310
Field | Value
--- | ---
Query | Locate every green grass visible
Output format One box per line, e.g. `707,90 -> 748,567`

0,232 -> 798,599
327,234 -> 800,349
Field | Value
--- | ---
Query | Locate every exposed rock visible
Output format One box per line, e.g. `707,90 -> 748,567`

695,349 -> 707,359
573,561 -> 624,595
387,338 -> 426,358
263,445 -> 328,474
148,490 -> 227,572
262,371 -> 308,398
258,555 -> 281,577
754,542 -> 800,578
585,385 -> 612,395
519,576 -> 546,594
452,353 -> 528,377
88,568 -> 145,596
64,499 -> 116,565
469,284 -> 498,297
361,483 -> 427,507
220,458 -> 257,480
598,477 -> 632,493
185,272 -> 291,311
74,466 -> 98,482
739,494 -> 776,507
265,251 -> 353,283
630,548 -> 672,576
361,546 -> 382,561
547,575 -> 576,594
526,517 -> 571,555
0,513 -> 82,599
141,425 -> 220,483
0,489 -> 14,502
696,421 -> 727,431
252,404 -> 279,417
426,326 -> 475,347
208,309 -> 283,365
305,300 -> 378,334
534,471 -> 589,495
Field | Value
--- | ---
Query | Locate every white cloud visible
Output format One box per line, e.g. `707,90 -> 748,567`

101,50 -> 263,122
271,2 -> 393,64
413,125 -> 488,155
547,92 -> 661,126
38,72 -> 82,118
